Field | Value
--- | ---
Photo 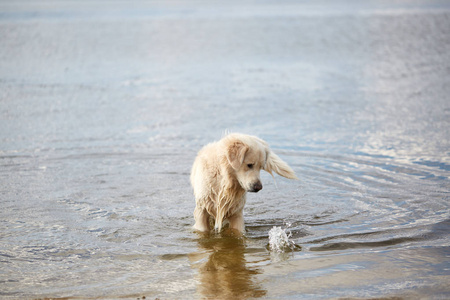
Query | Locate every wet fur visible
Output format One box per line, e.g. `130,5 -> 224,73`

190,133 -> 297,233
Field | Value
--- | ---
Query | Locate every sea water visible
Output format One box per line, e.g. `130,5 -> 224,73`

268,226 -> 296,253
1,1 -> 449,299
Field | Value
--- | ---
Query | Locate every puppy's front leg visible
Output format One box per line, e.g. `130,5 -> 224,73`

193,206 -> 210,232
228,210 -> 245,234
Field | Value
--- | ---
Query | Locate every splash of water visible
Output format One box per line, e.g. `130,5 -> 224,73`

268,225 -> 296,253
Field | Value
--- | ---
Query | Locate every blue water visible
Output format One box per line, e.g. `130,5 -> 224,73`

1,1 -> 449,299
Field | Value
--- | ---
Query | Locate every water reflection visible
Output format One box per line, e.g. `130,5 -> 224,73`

189,230 -> 266,299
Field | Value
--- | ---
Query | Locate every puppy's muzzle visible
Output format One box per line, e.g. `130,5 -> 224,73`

249,181 -> 263,193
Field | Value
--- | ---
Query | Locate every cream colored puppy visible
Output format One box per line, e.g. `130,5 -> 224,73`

191,133 -> 297,233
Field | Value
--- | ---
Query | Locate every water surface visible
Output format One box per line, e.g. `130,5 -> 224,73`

1,1 -> 449,299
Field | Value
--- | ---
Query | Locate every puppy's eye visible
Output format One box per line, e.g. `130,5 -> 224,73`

247,164 -> 254,169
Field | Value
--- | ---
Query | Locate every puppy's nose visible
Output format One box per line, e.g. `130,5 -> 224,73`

252,181 -> 263,192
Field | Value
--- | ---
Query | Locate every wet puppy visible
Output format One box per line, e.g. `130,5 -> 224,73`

190,133 -> 297,233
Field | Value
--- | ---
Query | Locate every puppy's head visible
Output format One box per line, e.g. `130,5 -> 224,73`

225,135 -> 266,193
224,134 -> 298,192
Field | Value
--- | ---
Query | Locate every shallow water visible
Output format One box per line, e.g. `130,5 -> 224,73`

1,1 -> 449,299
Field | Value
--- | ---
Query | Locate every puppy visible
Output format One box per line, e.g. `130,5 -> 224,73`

190,133 -> 297,233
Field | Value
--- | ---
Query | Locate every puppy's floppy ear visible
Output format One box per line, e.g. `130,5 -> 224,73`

226,141 -> 249,170
264,149 -> 298,180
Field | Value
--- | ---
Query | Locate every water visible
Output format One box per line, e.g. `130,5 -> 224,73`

1,1 -> 449,299
268,226 -> 297,253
